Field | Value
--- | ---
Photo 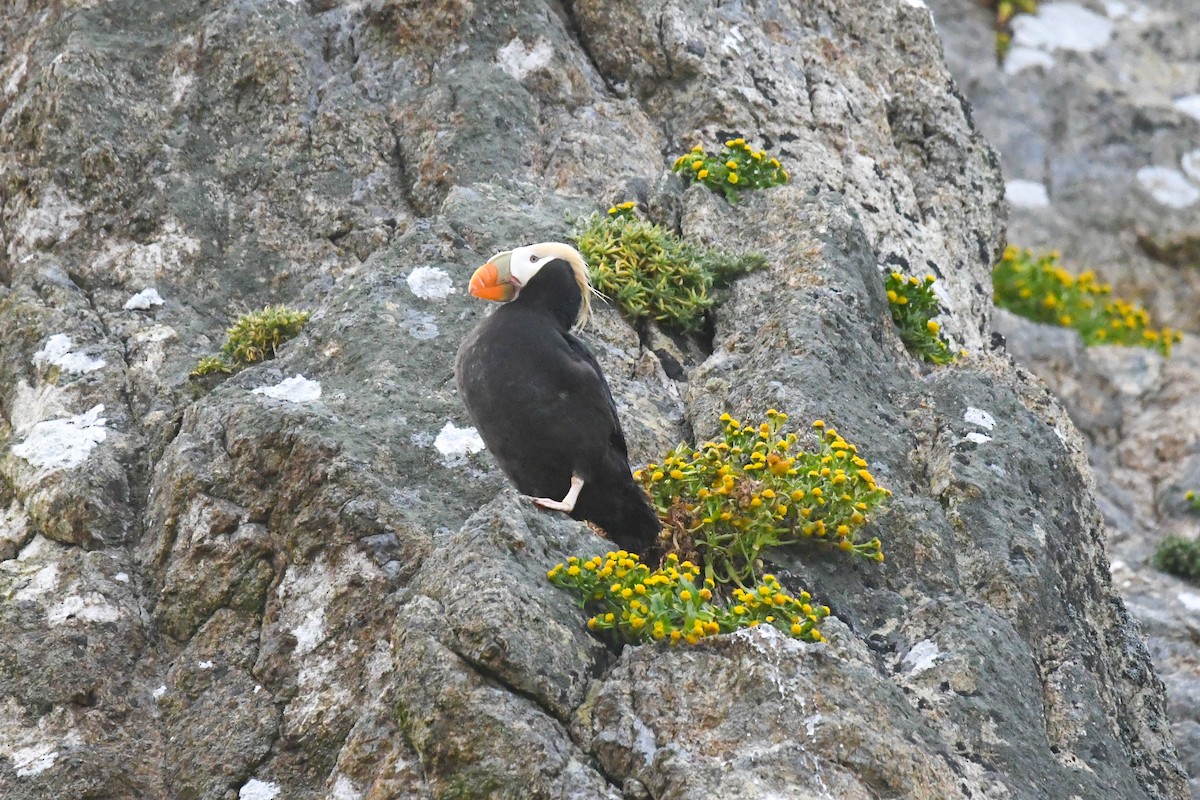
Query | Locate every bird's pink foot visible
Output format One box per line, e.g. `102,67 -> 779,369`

529,495 -> 572,512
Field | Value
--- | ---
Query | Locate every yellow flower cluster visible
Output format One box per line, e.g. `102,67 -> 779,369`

637,410 -> 889,586
994,246 -> 1181,356
606,200 -> 637,218
547,552 -> 829,645
885,272 -> 957,365
672,137 -> 788,204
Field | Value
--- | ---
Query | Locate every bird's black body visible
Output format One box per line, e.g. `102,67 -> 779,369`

455,258 -> 662,556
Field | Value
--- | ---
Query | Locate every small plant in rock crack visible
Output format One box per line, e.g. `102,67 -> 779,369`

1187,490 -> 1200,513
673,137 -> 789,204
548,551 -> 830,646
1151,534 -> 1200,585
990,0 -> 1038,58
640,410 -> 889,587
190,304 -> 311,377
569,204 -> 764,333
993,246 -> 1181,357
886,271 -> 957,365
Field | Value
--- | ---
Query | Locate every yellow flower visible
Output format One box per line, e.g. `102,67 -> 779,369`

692,144 -> 703,152
692,160 -> 704,170
726,160 -> 738,170
728,173 -> 739,184
670,469 -> 684,480
680,590 -> 692,602
697,169 -> 709,179
790,623 -> 804,636
567,565 -> 581,576
926,320 -> 939,334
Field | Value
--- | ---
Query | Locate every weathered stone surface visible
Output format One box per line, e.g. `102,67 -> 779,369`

929,0 -> 1200,794
0,0 -> 1188,799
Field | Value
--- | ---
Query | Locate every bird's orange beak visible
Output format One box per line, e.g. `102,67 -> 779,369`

468,252 -> 515,302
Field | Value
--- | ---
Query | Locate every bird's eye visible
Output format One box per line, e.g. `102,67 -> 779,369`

529,254 -> 540,263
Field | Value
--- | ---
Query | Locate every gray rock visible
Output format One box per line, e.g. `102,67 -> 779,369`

929,0 -> 1200,793
0,0 -> 1188,799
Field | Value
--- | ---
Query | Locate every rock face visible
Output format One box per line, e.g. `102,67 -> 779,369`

0,1 -> 1188,799
928,1 -> 1200,795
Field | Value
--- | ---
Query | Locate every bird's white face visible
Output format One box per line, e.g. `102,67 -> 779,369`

466,241 -> 594,325
507,243 -> 549,290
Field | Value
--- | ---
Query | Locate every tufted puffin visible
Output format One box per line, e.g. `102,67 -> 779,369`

454,242 -> 663,557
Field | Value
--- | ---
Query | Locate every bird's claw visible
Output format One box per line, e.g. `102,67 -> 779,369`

528,495 -> 572,513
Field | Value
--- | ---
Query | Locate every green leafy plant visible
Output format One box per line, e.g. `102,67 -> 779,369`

1151,534 -> 1200,584
672,137 -> 789,203
991,0 -> 1038,58
549,551 -> 829,645
190,305 -> 311,378
570,206 -> 764,332
886,272 -> 957,365
640,411 -> 888,587
994,246 -> 1181,356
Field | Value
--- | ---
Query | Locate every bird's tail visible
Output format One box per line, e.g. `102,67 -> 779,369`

580,482 -> 664,561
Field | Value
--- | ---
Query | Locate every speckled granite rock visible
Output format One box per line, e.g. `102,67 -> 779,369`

0,0 -> 1187,798
929,0 -> 1200,793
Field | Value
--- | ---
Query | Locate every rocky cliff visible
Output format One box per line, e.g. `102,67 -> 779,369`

929,1 -> 1200,795
0,0 -> 1189,798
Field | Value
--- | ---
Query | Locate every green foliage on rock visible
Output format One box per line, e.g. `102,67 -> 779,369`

190,305 -> 311,378
570,206 -> 764,332
993,246 -> 1181,356
1152,534 -> 1200,584
549,411 -> 890,648
886,271 -> 957,365
672,137 -> 789,204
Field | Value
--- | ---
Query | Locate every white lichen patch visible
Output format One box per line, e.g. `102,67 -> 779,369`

965,432 -> 993,444
10,742 -> 57,777
1011,3 -> 1114,52
123,287 -> 164,310
3,52 -> 28,98
496,36 -> 554,81
1136,166 -> 1200,209
11,405 -> 107,471
239,778 -> 281,800
1177,591 -> 1200,613
902,639 -> 942,675
1005,180 -> 1050,209
1181,150 -> 1200,184
0,701 -> 82,779
153,685 -> 167,700
1173,95 -> 1200,123
964,407 -> 996,430
12,184 -> 85,254
198,660 -> 214,669
406,266 -> 456,301
1003,46 -> 1056,75
46,591 -> 122,626
632,718 -> 658,765
252,375 -> 322,403
434,422 -> 486,463
328,775 -> 360,800
1101,0 -> 1129,17
274,551 -> 379,659
13,563 -> 59,602
9,381 -> 69,436
33,334 -> 106,374
89,221 -> 201,285
0,501 -> 29,558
